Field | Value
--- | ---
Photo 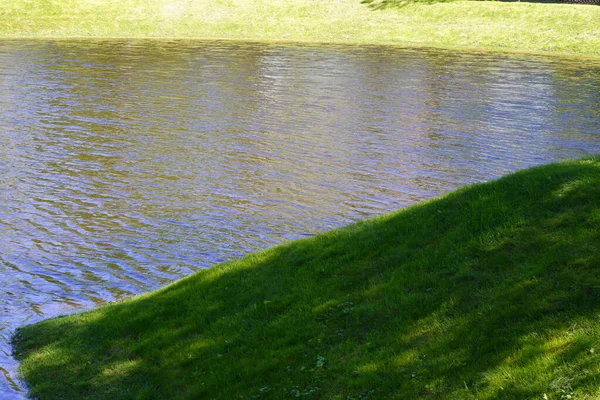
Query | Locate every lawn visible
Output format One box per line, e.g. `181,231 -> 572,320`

1,0 -> 599,57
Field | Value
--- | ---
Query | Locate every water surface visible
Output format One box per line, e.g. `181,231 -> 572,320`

1,40 -> 599,398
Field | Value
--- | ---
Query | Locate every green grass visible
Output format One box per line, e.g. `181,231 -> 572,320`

1,0 -> 600,57
13,156 -> 600,399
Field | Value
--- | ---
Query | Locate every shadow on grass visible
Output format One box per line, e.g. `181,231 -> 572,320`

362,0 -> 453,9
14,156 -> 600,399
362,0 -> 599,9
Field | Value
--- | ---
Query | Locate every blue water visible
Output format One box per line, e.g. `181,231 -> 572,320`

0,40 -> 599,398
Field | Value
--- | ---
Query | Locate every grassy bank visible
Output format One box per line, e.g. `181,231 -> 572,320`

13,156 -> 600,399
1,0 -> 600,57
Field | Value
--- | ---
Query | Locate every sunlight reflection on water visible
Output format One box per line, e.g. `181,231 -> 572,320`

0,40 -> 599,397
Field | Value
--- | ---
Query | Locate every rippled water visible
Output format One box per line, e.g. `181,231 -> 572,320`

0,40 -> 599,398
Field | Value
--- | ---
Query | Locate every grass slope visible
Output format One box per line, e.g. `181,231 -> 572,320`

1,0 -> 600,57
13,156 -> 600,400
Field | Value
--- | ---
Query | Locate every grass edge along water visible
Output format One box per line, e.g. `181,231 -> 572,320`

13,155 -> 600,399
1,0 -> 600,58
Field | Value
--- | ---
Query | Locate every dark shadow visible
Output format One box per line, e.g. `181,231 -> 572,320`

362,0 -> 453,9
362,0 -> 599,9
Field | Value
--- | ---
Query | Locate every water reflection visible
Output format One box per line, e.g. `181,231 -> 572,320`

1,40 -> 599,398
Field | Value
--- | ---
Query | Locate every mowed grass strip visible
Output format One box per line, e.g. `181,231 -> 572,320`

0,0 -> 599,57
13,155 -> 600,399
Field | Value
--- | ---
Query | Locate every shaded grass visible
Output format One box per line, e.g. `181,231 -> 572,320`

363,0 -> 600,9
1,0 -> 600,57
13,156 -> 600,399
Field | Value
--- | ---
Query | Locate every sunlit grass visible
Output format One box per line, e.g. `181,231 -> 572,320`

1,0 -> 600,57
13,155 -> 600,399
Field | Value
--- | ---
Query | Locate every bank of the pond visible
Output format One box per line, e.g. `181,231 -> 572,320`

13,156 -> 600,399
1,0 -> 600,57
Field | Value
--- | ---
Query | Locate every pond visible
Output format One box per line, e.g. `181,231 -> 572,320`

1,40 -> 599,397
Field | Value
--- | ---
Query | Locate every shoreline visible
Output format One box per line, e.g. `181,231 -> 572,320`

14,156 -> 600,399
1,0 -> 599,59
3,36 -> 600,61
